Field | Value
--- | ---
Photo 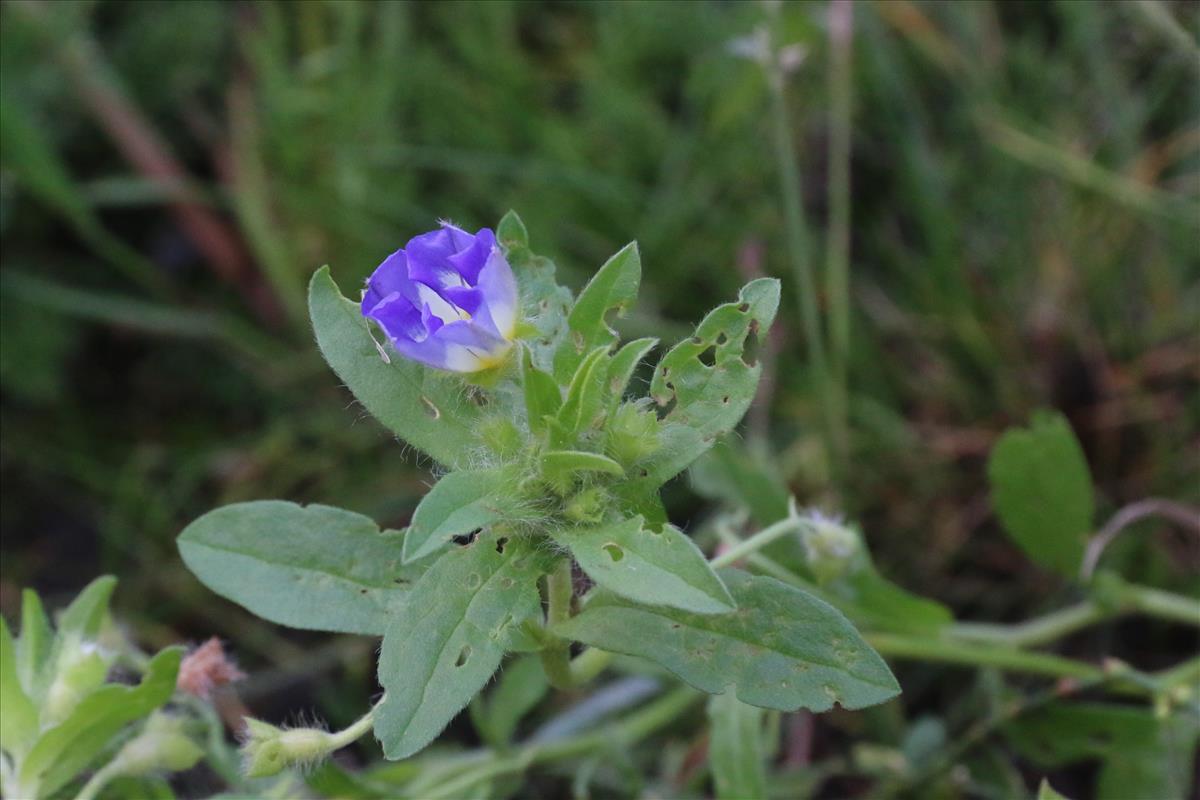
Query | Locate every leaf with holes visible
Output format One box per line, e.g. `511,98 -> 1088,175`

552,517 -> 734,614
500,211 -> 572,374
309,266 -> 483,470
987,411 -> 1094,576
179,501 -> 428,636
18,647 -> 182,799
403,467 -> 521,564
708,691 -> 768,800
637,278 -> 780,489
375,533 -> 549,759
556,569 -> 898,712
554,242 -> 641,382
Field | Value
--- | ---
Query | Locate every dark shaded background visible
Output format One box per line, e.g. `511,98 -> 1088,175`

1,0 -> 1197,796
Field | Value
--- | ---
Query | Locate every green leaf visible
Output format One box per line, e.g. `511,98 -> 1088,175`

469,655 -> 548,748
501,216 -> 572,375
604,337 -> 657,414
987,411 -> 1094,575
557,569 -> 899,712
707,691 -> 767,800
541,450 -> 625,483
1037,780 -> 1071,800
640,278 -> 781,488
552,517 -> 734,614
404,468 -> 519,564
179,501 -> 427,636
309,266 -> 483,469
831,566 -> 953,636
20,647 -> 182,799
554,242 -> 641,382
521,348 -> 561,435
16,589 -> 54,694
554,346 -> 611,443
375,534 -> 549,759
496,210 -> 529,249
1,616 -> 38,758
56,575 -> 117,638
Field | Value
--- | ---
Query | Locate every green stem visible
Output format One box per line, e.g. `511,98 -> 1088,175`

868,632 -> 1104,682
325,703 -> 378,751
710,515 -> 801,569
540,559 -> 577,690
1124,583 -> 1200,626
424,686 -> 700,800
950,602 -> 1109,648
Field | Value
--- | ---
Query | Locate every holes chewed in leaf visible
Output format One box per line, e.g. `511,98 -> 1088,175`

455,645 -> 472,667
698,345 -> 717,368
452,530 -> 480,546
741,320 -> 761,367
602,543 -> 625,562
737,302 -> 750,313
495,536 -> 509,554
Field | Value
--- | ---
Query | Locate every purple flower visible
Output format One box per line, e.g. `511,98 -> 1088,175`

362,223 -> 518,372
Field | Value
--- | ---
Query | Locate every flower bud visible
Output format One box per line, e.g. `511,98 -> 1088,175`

564,487 -> 607,525
606,401 -> 660,466
112,713 -> 204,776
798,510 -> 862,585
240,718 -> 334,778
44,635 -> 111,725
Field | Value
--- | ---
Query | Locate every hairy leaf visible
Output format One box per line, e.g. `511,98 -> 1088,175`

521,348 -> 561,435
309,266 -> 483,469
19,647 -> 181,799
500,212 -> 572,374
541,450 -> 625,482
553,517 -> 734,614
557,569 -> 898,712
179,501 -> 427,636
375,534 -> 549,759
554,242 -> 641,382
707,691 -> 767,800
404,468 -> 519,564
16,590 -> 54,694
56,575 -> 117,638
554,346 -> 611,444
1,617 -> 37,758
987,411 -> 1094,576
639,278 -> 781,488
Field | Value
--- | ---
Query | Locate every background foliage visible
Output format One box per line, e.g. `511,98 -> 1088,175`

1,1 -> 1197,798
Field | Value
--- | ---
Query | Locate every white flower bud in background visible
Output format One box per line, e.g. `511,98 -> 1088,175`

798,509 -> 863,585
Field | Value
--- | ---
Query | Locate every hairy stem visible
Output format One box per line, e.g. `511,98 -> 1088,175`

540,559 -> 577,690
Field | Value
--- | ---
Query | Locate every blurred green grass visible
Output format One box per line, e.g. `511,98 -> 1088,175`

0,0 -> 1196,748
